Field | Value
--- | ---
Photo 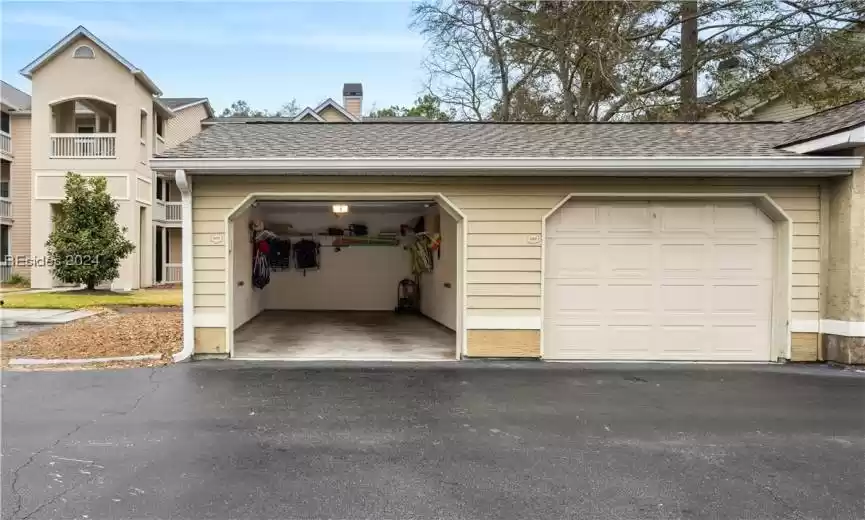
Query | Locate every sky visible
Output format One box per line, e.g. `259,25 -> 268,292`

1,1 -> 428,114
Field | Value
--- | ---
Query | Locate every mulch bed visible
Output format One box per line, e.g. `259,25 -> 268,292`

1,309 -> 182,368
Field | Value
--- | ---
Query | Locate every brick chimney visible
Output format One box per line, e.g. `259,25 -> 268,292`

342,83 -> 363,119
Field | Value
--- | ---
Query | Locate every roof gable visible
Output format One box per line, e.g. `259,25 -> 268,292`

161,97 -> 215,117
19,26 -> 162,96
781,98 -> 865,147
313,98 -> 358,121
292,108 -> 325,122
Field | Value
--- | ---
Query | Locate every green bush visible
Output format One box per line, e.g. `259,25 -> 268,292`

46,173 -> 135,290
5,273 -> 30,286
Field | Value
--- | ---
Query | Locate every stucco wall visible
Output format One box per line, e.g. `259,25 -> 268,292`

189,175 -> 825,357
27,34 -> 155,290
824,150 -> 865,363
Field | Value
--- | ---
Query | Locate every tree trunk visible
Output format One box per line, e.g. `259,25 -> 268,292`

679,0 -> 699,121
87,279 -> 96,291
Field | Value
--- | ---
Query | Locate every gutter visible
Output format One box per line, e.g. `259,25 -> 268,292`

173,169 -> 195,363
150,156 -> 863,174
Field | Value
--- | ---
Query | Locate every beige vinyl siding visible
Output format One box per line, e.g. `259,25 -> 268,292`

344,98 -> 362,118
317,106 -> 350,122
753,99 -> 819,121
164,103 -> 208,148
191,176 -> 824,325
9,117 -> 31,278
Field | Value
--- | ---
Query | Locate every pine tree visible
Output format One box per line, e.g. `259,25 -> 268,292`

46,173 -> 135,290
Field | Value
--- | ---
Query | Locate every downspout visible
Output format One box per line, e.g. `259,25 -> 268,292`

173,169 -> 195,362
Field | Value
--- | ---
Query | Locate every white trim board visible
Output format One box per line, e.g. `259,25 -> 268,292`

150,156 -> 863,174
466,316 -> 541,330
792,319 -> 865,337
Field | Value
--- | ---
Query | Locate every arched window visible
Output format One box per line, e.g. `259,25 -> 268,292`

73,45 -> 95,59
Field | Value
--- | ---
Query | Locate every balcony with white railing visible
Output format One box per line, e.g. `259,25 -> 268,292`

0,197 -> 11,220
0,130 -> 11,157
165,202 -> 181,222
154,200 -> 181,223
50,134 -> 117,159
0,262 -> 11,283
164,263 -> 182,283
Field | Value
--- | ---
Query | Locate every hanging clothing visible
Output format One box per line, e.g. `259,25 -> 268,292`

409,234 -> 435,274
293,239 -> 320,275
268,238 -> 292,270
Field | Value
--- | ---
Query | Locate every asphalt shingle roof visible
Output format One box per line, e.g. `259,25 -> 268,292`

784,99 -> 865,145
160,97 -> 208,110
157,122 -> 799,159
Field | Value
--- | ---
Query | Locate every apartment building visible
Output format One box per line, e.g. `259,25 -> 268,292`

2,27 -> 212,288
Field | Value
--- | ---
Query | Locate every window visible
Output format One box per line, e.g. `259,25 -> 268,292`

73,45 -> 95,59
0,180 -> 9,198
156,179 -> 163,200
0,111 -> 9,133
155,114 -> 165,138
140,111 -> 147,140
0,225 -> 9,259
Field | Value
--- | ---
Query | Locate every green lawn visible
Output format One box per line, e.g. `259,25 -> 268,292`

0,288 -> 182,309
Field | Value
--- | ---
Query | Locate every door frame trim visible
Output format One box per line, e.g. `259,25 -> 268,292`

540,192 -> 792,361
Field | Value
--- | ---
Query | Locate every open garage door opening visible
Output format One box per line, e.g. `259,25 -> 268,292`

228,197 -> 462,361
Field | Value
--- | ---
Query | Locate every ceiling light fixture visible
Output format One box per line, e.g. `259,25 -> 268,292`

332,203 -> 349,214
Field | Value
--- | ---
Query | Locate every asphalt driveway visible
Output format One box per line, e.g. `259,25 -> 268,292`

2,362 -> 864,520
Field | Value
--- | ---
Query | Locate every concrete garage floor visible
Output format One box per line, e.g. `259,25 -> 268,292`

2,363 -> 864,520
233,310 -> 456,360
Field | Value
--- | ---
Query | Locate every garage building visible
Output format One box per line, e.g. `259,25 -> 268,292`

151,121 -> 865,363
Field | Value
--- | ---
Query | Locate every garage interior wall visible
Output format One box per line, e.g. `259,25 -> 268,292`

420,205 -> 457,330
232,206 -> 262,329
192,176 -> 825,360
259,209 -> 416,311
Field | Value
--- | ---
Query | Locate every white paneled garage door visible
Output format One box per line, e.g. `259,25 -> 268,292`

544,200 -> 775,361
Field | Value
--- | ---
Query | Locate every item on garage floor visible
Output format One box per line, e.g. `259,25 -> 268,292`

327,227 -> 344,236
348,223 -> 368,236
395,278 -> 420,314
294,239 -> 321,275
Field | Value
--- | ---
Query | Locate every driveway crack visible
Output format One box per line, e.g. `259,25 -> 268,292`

6,366 -> 165,520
